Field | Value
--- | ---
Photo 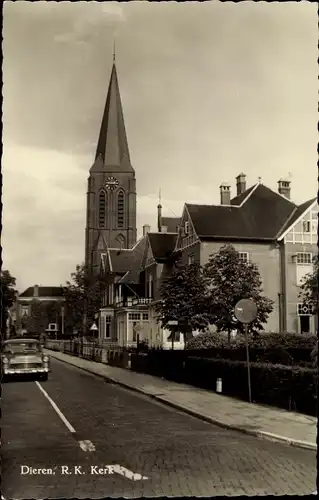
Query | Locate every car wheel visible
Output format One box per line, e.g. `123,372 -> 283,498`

40,373 -> 48,382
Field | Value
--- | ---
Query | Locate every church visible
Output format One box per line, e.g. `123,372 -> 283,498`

85,54 -> 318,346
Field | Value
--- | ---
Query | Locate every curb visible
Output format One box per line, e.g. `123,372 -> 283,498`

47,351 -> 317,452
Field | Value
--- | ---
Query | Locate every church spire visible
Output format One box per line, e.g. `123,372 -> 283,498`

95,51 -> 132,169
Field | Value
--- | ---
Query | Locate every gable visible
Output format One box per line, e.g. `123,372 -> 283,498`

281,201 -> 317,244
175,205 -> 199,250
92,232 -> 108,252
145,237 -> 155,267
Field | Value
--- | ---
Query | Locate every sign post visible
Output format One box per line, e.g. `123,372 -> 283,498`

234,298 -> 257,403
168,320 -> 178,350
90,322 -> 98,337
90,322 -> 99,361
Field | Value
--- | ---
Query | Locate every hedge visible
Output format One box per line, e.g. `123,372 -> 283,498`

185,332 -> 317,366
130,350 -> 317,416
186,331 -> 317,350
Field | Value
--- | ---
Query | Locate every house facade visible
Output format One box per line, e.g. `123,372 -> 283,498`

16,285 -> 65,335
174,174 -> 317,336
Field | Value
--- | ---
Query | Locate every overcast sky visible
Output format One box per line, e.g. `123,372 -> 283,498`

3,1 -> 317,291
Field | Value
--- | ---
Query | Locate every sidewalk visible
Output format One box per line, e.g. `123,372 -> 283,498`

46,349 -> 317,451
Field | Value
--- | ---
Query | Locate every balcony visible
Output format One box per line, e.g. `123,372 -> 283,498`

115,297 -> 153,308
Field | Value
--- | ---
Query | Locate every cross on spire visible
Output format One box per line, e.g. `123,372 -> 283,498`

113,38 -> 116,63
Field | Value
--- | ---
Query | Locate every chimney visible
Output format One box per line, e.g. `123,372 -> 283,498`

143,224 -> 151,236
278,178 -> 291,200
236,172 -> 247,196
219,182 -> 231,205
33,285 -> 39,297
157,203 -> 162,232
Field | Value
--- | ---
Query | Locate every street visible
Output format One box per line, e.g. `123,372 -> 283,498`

2,358 -> 316,498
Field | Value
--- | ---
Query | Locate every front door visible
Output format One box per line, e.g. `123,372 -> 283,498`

299,315 -> 310,333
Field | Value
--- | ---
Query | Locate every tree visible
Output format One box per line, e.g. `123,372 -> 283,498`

155,261 -> 210,342
299,255 -> 318,323
63,263 -> 110,336
21,299 -> 47,333
45,300 -> 63,325
0,270 -> 18,335
203,245 -> 274,346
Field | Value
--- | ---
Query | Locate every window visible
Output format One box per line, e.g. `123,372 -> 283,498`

142,313 -> 149,321
98,190 -> 106,228
100,315 -> 112,338
184,221 -> 189,235
105,316 -> 111,338
297,304 -> 312,316
302,221 -> 311,233
108,284 -> 114,305
239,252 -> 249,263
148,274 -> 153,299
117,191 -> 125,228
20,305 -> 29,317
188,254 -> 195,265
296,253 -> 312,264
129,313 -> 141,321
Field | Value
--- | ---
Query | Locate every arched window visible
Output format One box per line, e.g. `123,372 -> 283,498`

115,234 -> 125,250
117,190 -> 125,228
98,190 -> 106,228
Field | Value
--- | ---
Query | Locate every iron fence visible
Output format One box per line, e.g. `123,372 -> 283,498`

45,338 -> 133,367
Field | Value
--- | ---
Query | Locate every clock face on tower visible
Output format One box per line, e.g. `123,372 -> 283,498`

105,176 -> 119,191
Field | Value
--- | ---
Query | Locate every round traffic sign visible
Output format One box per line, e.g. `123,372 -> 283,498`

234,298 -> 257,324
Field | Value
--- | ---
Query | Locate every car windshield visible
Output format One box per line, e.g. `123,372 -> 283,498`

3,342 -> 41,354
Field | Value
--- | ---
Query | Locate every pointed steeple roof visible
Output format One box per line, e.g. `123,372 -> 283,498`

95,58 -> 132,169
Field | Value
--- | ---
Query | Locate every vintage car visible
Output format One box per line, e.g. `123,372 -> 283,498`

1,338 -> 50,381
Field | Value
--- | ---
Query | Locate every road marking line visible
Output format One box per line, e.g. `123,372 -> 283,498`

35,381 -> 76,433
79,440 -> 96,452
112,464 -> 148,481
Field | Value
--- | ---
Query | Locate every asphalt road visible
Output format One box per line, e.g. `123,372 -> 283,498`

2,358 -> 317,498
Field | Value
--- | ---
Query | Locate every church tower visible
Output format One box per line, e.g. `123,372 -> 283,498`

85,53 -> 137,274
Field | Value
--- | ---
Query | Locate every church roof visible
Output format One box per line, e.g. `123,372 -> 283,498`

161,217 -> 181,233
19,286 -> 64,298
93,61 -> 133,171
148,232 -> 178,262
108,237 -> 146,277
186,183 -> 300,240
